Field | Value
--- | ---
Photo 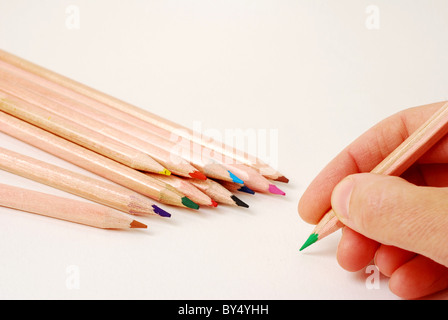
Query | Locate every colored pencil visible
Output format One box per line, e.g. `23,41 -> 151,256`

300,101 -> 448,251
219,181 -> 256,195
188,178 -> 249,208
0,89 -> 169,175
0,69 -> 200,179
0,183 -> 147,229
0,50 -> 287,215
224,163 -> 285,195
0,111 -> 197,210
146,173 -> 218,207
0,49 -> 287,182
0,146 -> 172,217
0,59 -> 240,183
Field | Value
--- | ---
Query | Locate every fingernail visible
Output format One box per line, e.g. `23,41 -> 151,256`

331,176 -> 355,221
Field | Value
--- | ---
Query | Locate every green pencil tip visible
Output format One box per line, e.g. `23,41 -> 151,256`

299,233 -> 318,251
181,196 -> 200,210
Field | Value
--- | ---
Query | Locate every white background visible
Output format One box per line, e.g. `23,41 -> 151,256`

0,0 -> 447,299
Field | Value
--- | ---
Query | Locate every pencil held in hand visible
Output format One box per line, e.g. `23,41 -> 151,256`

300,101 -> 448,251
0,183 -> 147,229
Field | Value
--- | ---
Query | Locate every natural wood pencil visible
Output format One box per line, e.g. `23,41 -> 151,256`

224,163 -> 285,195
0,183 -> 147,229
300,101 -> 448,251
0,89 -> 168,175
0,52 -> 286,196
0,61 -> 273,190
0,69 -> 199,179
0,50 -> 287,182
187,178 -> 249,208
0,146 -> 170,217
146,173 -> 218,207
219,180 -> 255,195
0,60 -> 243,182
0,111 -> 197,210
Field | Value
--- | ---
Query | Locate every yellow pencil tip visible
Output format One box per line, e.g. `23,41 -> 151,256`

159,169 -> 171,176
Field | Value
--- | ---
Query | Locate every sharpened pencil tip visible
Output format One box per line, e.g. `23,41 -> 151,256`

228,170 -> 244,184
231,195 -> 249,208
181,196 -> 200,210
268,184 -> 286,196
152,205 -> 171,218
159,168 -> 171,176
274,176 -> 289,183
299,233 -> 318,251
238,185 -> 255,195
189,170 -> 207,180
130,220 -> 147,229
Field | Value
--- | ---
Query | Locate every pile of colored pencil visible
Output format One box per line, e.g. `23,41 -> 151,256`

0,49 -> 288,230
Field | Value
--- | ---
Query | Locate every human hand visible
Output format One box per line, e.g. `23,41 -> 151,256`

298,101 -> 448,299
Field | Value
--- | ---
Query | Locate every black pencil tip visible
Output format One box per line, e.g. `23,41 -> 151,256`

231,195 -> 249,208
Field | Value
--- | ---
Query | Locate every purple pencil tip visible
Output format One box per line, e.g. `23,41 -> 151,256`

152,205 -> 171,218
268,184 -> 286,196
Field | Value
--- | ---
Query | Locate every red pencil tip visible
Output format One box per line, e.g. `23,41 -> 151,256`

189,171 -> 207,180
210,200 -> 218,207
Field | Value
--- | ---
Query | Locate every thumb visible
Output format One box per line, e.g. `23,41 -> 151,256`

331,173 -> 448,267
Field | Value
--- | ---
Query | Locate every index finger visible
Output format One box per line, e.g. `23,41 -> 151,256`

298,101 -> 448,225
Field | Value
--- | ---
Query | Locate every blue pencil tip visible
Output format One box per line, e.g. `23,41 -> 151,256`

238,185 -> 255,195
228,170 -> 244,184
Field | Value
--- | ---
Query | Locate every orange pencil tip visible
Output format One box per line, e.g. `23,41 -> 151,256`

130,220 -> 147,229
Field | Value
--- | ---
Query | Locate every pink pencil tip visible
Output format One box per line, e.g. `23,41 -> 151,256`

268,184 -> 286,196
